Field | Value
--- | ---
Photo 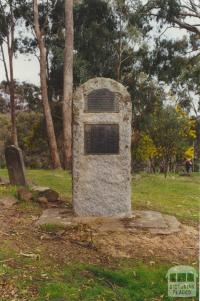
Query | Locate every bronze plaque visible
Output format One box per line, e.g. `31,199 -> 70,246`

85,124 -> 119,154
85,89 -> 118,112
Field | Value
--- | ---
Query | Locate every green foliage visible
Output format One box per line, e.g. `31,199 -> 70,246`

49,0 -> 118,95
145,106 -> 195,175
0,96 -> 8,113
0,112 -> 51,168
17,112 -> 50,168
0,114 -> 11,167
132,106 -> 196,173
0,0 -> 26,49
127,74 -> 164,130
136,0 -> 200,114
0,0 -> 199,170
149,106 -> 188,154
133,133 -> 157,162
15,82 -> 42,112
49,0 -> 154,100
74,0 -> 117,78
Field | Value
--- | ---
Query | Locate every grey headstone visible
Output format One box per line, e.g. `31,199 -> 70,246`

5,145 -> 26,185
73,77 -> 132,217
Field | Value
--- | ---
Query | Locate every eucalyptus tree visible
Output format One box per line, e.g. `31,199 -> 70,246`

17,0 -> 62,168
135,0 -> 200,159
142,0 -> 200,35
49,0 -> 164,128
0,0 -> 21,146
109,0 -> 144,81
136,0 -> 200,110
32,0 -> 61,169
49,0 -> 118,93
148,106 -> 194,177
63,0 -> 73,170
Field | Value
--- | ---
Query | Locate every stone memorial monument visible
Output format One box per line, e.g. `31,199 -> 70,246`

73,78 -> 132,217
5,145 -> 27,186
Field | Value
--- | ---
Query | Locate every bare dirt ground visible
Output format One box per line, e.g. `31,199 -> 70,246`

0,204 -> 198,266
0,203 -> 198,301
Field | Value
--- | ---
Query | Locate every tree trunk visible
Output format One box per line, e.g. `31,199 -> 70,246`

6,3 -> 18,147
0,44 -> 9,83
63,0 -> 74,170
39,41 -> 61,169
196,119 -> 200,161
33,0 -> 61,169
116,15 -> 122,82
1,43 -> 17,146
8,48 -> 18,146
163,156 -> 169,178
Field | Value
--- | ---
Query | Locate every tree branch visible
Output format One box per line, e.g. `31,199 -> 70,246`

0,44 -> 10,85
41,0 -> 49,36
172,17 -> 200,34
33,0 -> 42,41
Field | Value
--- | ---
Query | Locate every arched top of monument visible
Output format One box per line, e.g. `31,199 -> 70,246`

74,77 -> 131,105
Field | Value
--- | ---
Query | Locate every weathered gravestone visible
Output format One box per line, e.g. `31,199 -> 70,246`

5,145 -> 26,185
73,77 -> 132,217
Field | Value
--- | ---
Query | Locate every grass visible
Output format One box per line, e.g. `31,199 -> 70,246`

0,169 -> 199,223
27,169 -> 72,198
34,263 -> 171,301
39,223 -> 68,233
0,169 -> 72,199
0,253 -> 198,301
0,169 -> 199,300
132,173 -> 200,223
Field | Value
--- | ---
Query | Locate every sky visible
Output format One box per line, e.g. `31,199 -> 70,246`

0,27 -> 187,86
0,1 -> 198,87
12,53 -> 40,85
0,50 -> 40,86
0,12 -> 198,116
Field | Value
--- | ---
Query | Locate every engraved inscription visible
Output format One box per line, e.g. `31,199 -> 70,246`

85,124 -> 119,154
85,89 -> 118,112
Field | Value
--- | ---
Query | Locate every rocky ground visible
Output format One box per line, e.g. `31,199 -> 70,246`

0,196 -> 198,265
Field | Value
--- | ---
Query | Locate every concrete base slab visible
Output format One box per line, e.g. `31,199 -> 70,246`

131,210 -> 168,229
36,209 -> 181,235
150,214 -> 181,234
36,208 -> 74,227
